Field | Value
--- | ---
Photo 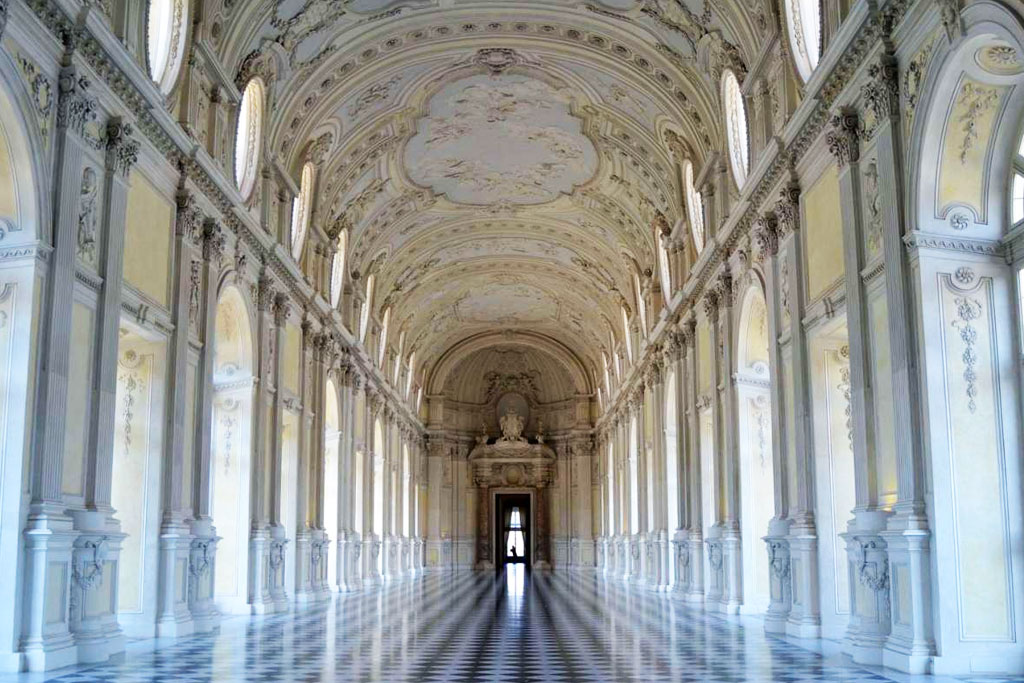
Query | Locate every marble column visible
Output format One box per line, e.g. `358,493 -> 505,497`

681,315 -> 704,602
22,65 -> 97,671
777,176 -> 821,639
753,212 -> 792,633
863,56 -> 934,673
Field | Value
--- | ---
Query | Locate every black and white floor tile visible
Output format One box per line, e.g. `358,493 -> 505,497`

4,568 -> 1023,682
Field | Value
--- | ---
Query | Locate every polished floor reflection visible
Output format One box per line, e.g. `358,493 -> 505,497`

10,569 -> 1024,682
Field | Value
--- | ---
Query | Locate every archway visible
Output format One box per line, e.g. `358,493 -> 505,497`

210,285 -> 255,614
735,282 -> 775,614
0,64 -> 44,663
324,378 -> 341,590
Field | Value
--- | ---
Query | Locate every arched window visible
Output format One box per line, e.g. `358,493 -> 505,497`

291,163 -> 314,260
416,386 -> 423,413
784,0 -> 822,82
146,0 -> 188,94
234,78 -> 265,200
633,273 -> 647,336
684,160 -> 705,253
377,307 -> 391,368
657,231 -> 672,300
330,230 -> 347,308
1011,132 -> 1024,225
722,70 -> 750,190
621,306 -> 633,362
359,274 -> 375,343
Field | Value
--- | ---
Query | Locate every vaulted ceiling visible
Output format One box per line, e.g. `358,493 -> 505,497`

215,0 -> 765,395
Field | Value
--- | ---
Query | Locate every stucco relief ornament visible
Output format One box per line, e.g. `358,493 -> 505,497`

77,167 -> 99,266
826,111 -> 860,167
939,0 -> 963,43
954,266 -> 975,286
952,295 -> 982,413
949,212 -> 970,231
498,407 -> 526,443
57,71 -> 97,137
956,82 -> 1000,164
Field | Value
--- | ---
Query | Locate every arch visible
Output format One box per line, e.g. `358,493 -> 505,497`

211,284 -> 256,614
904,2 -> 1024,665
0,64 -> 46,660
425,330 -> 594,396
235,77 -> 265,200
734,279 -> 775,614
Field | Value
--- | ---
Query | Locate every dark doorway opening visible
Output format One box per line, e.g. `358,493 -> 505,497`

495,494 -> 531,570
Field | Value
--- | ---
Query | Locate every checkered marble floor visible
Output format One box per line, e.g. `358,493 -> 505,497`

9,568 -> 1024,682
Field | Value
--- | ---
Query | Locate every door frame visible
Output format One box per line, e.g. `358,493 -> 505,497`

492,489 -> 535,569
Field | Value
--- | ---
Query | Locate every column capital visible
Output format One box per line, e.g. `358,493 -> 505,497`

716,272 -> 734,309
680,316 -> 697,348
272,292 -> 291,327
175,190 -> 204,244
775,180 -> 802,237
753,211 -> 780,259
104,119 -> 139,178
701,290 -> 719,319
826,109 -> 861,168
257,273 -> 276,311
861,53 -> 900,123
201,218 -> 226,265
57,68 -> 98,136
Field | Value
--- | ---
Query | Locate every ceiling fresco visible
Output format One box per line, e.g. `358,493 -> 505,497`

219,0 -> 763,389
405,74 -> 599,205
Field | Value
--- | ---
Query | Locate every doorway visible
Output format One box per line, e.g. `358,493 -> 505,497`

495,494 -> 531,570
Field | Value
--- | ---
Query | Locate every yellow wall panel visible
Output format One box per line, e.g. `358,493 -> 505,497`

803,163 -> 844,302
124,172 -> 172,307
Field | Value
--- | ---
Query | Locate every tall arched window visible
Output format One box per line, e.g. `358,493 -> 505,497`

633,273 -> 647,336
359,274 -> 375,343
291,163 -> 314,260
146,0 -> 189,94
684,160 -> 705,253
330,230 -> 347,308
785,0 -> 822,82
1011,132 -> 1024,225
234,78 -> 265,200
621,306 -> 633,362
377,307 -> 391,368
657,231 -> 672,300
722,70 -> 750,190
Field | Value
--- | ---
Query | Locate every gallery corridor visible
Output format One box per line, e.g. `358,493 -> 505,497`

0,569 -> 1010,683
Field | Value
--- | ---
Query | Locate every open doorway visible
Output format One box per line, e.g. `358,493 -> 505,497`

495,494 -> 531,570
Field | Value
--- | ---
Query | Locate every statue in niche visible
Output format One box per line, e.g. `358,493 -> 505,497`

536,418 -> 545,444
77,167 -> 98,266
476,419 -> 489,445
498,406 -> 526,443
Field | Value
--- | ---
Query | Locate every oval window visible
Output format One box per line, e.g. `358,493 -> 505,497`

146,0 -> 189,94
722,70 -> 750,190
785,0 -> 822,82
234,78 -> 265,200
